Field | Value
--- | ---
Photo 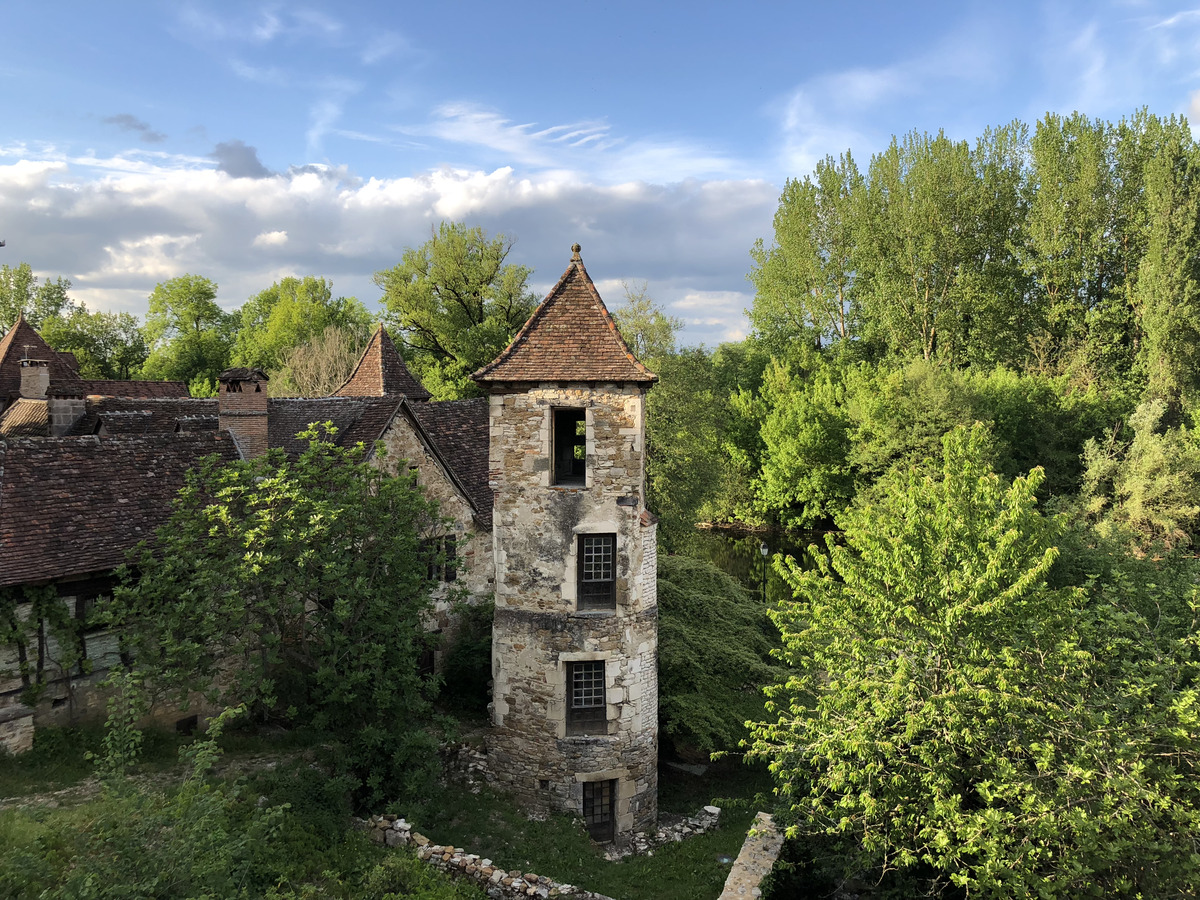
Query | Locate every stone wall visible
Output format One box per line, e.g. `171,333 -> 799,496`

488,383 -> 658,836
378,414 -> 495,630
718,812 -> 784,900
0,704 -> 34,754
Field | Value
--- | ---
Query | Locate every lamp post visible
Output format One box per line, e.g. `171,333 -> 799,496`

759,540 -> 769,602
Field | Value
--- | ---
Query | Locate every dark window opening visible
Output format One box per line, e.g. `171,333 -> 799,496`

420,536 -> 458,583
175,715 -> 199,735
567,660 -> 606,735
553,408 -> 586,485
577,534 -> 617,610
417,630 -> 440,679
583,779 -> 616,842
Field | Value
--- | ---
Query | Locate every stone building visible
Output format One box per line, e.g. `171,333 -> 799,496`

473,244 -> 659,842
0,247 -> 661,845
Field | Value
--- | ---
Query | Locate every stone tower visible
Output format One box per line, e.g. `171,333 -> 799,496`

472,245 -> 659,841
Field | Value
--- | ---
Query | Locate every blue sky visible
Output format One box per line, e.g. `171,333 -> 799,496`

3,1 -> 1200,345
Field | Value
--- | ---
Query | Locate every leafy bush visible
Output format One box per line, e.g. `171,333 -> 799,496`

438,600 -> 493,716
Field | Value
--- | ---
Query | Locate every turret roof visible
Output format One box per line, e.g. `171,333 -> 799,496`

472,245 -> 657,386
335,324 -> 431,400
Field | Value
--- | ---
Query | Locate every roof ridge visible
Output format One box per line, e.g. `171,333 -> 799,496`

471,245 -> 657,385
335,323 -> 432,400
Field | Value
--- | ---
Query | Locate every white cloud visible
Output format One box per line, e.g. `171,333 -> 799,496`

0,148 -> 775,345
252,230 -> 289,247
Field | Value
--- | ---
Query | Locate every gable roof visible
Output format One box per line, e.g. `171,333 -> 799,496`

405,397 -> 492,529
0,432 -> 239,587
472,245 -> 657,386
335,325 -> 431,400
76,380 -> 189,399
0,315 -> 83,400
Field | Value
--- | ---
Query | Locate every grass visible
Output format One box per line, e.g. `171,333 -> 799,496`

403,757 -> 773,900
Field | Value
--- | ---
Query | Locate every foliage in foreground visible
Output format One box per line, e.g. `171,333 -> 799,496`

656,555 -> 783,755
0,710 -> 482,900
109,427 -> 447,806
750,425 -> 1200,898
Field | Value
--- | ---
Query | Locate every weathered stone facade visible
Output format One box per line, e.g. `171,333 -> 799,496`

379,412 -> 495,627
487,383 -> 658,836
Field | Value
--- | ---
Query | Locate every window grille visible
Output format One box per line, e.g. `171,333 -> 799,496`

583,779 -> 616,842
567,660 -> 606,734
577,534 -> 616,610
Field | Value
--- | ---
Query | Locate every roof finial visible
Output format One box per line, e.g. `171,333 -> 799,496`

571,242 -> 582,261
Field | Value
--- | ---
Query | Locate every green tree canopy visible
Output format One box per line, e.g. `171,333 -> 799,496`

0,262 -> 76,331
40,307 -> 148,379
750,425 -> 1200,898
233,275 -> 373,371
374,222 -> 537,399
109,427 -> 446,805
612,281 -> 683,366
140,274 -> 235,390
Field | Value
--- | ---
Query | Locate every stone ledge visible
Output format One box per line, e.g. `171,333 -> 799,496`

718,812 -> 784,900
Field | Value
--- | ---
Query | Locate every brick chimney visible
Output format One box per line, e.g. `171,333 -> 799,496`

19,357 -> 49,399
217,367 -> 270,459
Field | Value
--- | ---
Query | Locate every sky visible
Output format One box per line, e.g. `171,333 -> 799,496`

3,1 -> 1200,347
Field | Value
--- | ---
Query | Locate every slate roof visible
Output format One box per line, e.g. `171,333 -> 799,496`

0,315 -> 82,401
68,398 -> 219,436
406,397 -> 492,528
0,399 -> 50,437
336,325 -> 431,400
76,380 -> 189,399
472,246 -> 657,386
0,432 -> 239,587
268,397 -> 402,458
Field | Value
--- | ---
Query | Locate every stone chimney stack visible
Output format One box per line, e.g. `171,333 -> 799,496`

19,357 -> 50,399
217,367 -> 270,459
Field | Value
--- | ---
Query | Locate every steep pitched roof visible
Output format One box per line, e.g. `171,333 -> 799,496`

68,398 -> 219,436
0,432 -> 239,587
0,315 -> 83,400
335,325 -> 431,400
472,245 -> 657,386
405,397 -> 492,529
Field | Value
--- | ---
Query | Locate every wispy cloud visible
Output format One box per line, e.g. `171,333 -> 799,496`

361,31 -> 410,65
102,114 -> 167,144
177,4 -> 343,45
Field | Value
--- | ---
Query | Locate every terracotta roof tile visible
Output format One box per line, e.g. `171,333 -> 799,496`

69,398 -> 219,436
472,246 -> 657,386
0,432 -> 239,587
406,398 -> 492,528
0,399 -> 50,437
268,397 -> 402,458
336,325 -> 431,400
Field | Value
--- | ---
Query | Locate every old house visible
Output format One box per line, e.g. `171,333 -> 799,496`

0,246 -> 659,842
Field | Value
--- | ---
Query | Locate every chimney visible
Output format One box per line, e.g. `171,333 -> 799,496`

48,393 -> 85,436
217,367 -> 270,459
19,357 -> 50,399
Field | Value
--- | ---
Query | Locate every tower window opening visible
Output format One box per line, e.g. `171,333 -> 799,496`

567,660 -> 607,735
552,408 -> 586,485
577,534 -> 616,610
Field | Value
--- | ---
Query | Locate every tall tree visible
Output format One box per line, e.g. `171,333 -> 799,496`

612,281 -> 683,366
374,222 -> 537,399
1133,116 -> 1200,407
41,308 -> 148,379
233,275 -> 373,371
856,131 -> 985,364
140,274 -> 234,390
0,262 -> 76,331
749,153 -> 863,353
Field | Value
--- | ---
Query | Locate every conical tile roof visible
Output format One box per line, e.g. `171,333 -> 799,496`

335,324 -> 431,400
472,245 -> 657,385
0,314 -> 84,400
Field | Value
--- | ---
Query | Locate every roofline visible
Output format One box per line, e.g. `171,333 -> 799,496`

394,398 -> 485,526
470,251 -> 658,385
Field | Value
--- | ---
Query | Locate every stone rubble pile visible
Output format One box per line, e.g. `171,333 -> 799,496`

360,814 -> 615,899
440,743 -> 490,793
605,805 -> 722,860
